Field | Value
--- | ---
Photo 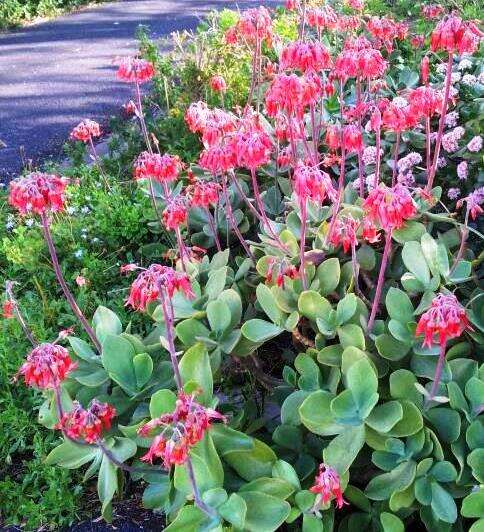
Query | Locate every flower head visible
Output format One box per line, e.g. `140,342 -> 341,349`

422,4 -> 444,19
310,463 -> 347,509
162,196 -> 189,231
329,215 -> 360,253
134,152 -> 183,183
75,275 -> 87,287
236,7 -> 273,45
430,15 -> 482,55
9,172 -> 69,215
2,300 -> 14,319
457,160 -> 468,180
364,183 -> 416,232
342,124 -> 363,153
19,343 -> 77,389
416,293 -> 471,348
139,392 -> 225,468
210,75 -> 227,93
117,57 -> 155,84
70,119 -> 101,143
265,257 -> 299,287
230,127 -> 273,170
305,6 -> 339,31
186,180 -> 220,208
58,399 -> 115,443
280,41 -> 331,73
467,135 -> 482,153
408,86 -> 443,118
126,264 -> 194,311
293,161 -> 335,204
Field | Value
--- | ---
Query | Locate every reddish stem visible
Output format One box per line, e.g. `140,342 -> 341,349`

392,132 -> 401,186
367,230 -> 392,333
428,342 -> 447,403
427,53 -> 453,191
205,207 -> 222,251
41,214 -> 101,352
299,200 -> 308,290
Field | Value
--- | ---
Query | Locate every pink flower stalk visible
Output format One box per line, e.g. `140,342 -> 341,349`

139,392 -> 226,468
120,263 -> 139,274
280,41 -> 332,73
18,343 -> 77,389
430,15 -> 482,55
210,75 -> 227,93
126,264 -> 194,312
58,399 -> 115,444
70,119 -> 101,143
310,464 -> 348,510
9,172 -> 69,215
117,57 -> 155,84
133,152 -> 183,183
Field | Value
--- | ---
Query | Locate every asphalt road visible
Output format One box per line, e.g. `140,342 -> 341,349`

0,0 -> 279,180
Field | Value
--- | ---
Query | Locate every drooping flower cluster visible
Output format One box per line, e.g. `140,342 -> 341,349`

364,184 -> 416,232
186,180 -> 220,208
18,343 -> 77,389
162,196 -> 189,230
329,215 -> 361,253
293,162 -> 335,204
138,392 -> 226,468
58,399 -> 116,443
430,15 -> 482,55
280,41 -> 331,73
70,119 -> 101,143
366,16 -> 408,52
210,75 -> 227,93
226,6 -> 273,46
408,86 -> 443,118
421,4 -> 444,20
265,257 -> 299,287
9,172 -> 69,215
133,152 -> 183,182
117,57 -> 155,84
416,293 -> 471,348
334,39 -> 387,80
126,264 -> 194,312
310,463 -> 347,509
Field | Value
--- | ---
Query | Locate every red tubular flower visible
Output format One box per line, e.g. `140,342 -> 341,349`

381,101 -> 418,132
19,343 -> 77,389
342,124 -> 363,153
422,4 -> 444,19
230,128 -> 273,170
325,125 -> 341,151
363,183 -> 416,231
408,86 -> 443,119
416,293 -> 471,348
310,463 -> 348,509
265,257 -> 299,287
139,392 -> 225,468
280,41 -> 332,72
366,16 -> 408,52
186,180 -> 220,208
9,172 -> 69,215
58,399 -> 115,444
362,218 -> 380,243
185,101 -> 210,133
126,264 -> 194,311
210,75 -> 227,93
70,119 -> 101,143
133,152 -> 183,183
430,15 -> 482,55
162,196 -> 189,231
421,55 -> 430,84
199,145 -> 235,175
329,215 -> 360,253
293,161 -> 335,204
266,73 -> 321,118
2,300 -> 14,319
277,146 -> 293,167
236,6 -> 273,45
305,7 -> 339,31
117,57 -> 155,84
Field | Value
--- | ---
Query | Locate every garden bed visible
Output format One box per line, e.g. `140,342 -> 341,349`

1,2 -> 483,531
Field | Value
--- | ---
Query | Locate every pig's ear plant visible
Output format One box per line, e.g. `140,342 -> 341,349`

5,2 -> 484,531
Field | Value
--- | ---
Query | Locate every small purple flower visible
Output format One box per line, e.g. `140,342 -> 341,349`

457,161 -> 468,180
447,188 -> 461,200
467,136 -> 482,153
